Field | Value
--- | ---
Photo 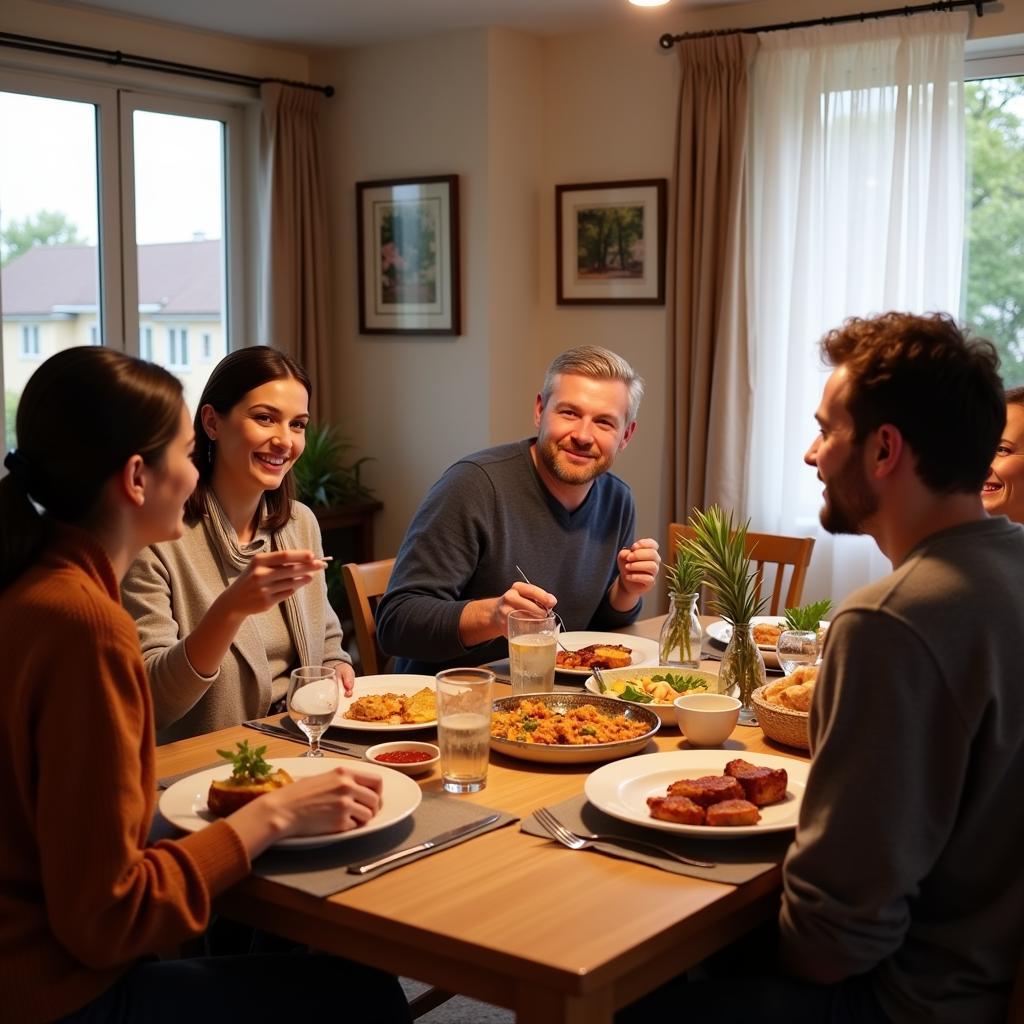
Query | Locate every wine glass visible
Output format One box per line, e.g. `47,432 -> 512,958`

775,630 -> 819,677
287,666 -> 339,757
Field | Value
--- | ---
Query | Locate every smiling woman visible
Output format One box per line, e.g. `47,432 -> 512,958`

121,346 -> 355,742
982,387 -> 1024,524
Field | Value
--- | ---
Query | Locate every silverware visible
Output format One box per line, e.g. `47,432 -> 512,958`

513,564 -> 570,652
591,664 -> 609,692
533,806 -> 715,869
347,813 -> 501,874
243,719 -> 356,756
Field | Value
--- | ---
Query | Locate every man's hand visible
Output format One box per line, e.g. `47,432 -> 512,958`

459,582 -> 556,647
609,538 -> 661,611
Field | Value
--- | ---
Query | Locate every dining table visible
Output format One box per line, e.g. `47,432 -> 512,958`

154,615 -> 810,1024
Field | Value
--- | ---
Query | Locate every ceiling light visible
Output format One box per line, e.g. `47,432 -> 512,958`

629,0 -> 671,6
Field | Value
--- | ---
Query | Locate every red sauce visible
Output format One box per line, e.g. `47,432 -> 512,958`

375,750 -> 433,764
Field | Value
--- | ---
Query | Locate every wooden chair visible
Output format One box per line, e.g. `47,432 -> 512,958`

341,558 -> 395,676
668,523 -> 815,616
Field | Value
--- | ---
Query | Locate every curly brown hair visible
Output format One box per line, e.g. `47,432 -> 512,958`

821,312 -> 1004,494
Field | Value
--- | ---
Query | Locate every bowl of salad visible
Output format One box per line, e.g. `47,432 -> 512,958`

583,666 -> 722,727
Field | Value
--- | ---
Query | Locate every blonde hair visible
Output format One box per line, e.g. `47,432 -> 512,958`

541,346 -> 644,422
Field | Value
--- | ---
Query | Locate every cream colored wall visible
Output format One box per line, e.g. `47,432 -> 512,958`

310,32 -> 492,556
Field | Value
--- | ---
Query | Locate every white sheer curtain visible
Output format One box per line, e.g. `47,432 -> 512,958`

745,12 -> 968,606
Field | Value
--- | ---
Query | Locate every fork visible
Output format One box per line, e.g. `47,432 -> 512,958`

533,806 -> 716,869
513,565 -> 570,652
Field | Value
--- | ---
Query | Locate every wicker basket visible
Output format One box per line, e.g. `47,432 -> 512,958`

752,685 -> 810,751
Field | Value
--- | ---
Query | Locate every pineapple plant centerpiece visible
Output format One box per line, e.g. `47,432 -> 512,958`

659,541 -> 704,668
682,506 -> 768,724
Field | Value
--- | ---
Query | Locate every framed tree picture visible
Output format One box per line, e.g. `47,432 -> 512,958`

356,175 -> 461,334
555,179 -> 667,305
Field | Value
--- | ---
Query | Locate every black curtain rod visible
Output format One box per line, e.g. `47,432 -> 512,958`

0,30 -> 334,96
659,0 -> 995,49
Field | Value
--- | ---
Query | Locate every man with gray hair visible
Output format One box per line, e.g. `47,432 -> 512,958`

377,345 -> 661,674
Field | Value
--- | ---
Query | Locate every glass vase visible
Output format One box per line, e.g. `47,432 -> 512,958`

658,593 -> 702,668
719,621 -> 767,725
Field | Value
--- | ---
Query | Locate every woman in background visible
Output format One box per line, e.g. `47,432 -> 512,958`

123,346 -> 354,742
0,347 -> 407,1023
982,385 -> 1024,524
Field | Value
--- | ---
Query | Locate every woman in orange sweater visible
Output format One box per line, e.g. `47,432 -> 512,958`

0,348 -> 409,1024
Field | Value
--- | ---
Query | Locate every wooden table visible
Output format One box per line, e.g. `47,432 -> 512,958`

156,617 -> 807,1024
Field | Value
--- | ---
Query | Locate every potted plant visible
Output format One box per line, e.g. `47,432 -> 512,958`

681,505 -> 768,724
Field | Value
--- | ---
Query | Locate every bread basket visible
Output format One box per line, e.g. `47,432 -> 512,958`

752,685 -> 810,751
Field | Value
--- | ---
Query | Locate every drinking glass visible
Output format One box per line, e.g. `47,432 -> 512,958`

507,610 -> 558,695
435,668 -> 493,793
776,630 -> 819,676
287,666 -> 339,757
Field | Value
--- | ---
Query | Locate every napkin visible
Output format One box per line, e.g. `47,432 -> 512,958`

521,793 -> 791,884
252,793 -> 517,897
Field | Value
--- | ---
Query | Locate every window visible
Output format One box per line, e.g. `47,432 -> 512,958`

963,68 -> 1024,387
0,63 -> 249,451
168,327 -> 189,368
19,325 -> 40,358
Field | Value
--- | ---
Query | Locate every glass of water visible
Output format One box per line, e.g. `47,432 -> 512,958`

507,610 -> 558,695
435,668 -> 494,793
776,630 -> 819,676
287,666 -> 339,757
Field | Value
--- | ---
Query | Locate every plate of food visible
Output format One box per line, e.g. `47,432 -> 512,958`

554,632 -> 660,676
158,744 -> 422,849
490,692 -> 659,764
331,675 -> 437,731
584,749 -> 808,838
583,666 -> 721,727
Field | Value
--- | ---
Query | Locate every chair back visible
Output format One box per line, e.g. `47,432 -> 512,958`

667,523 -> 815,616
341,558 -> 395,676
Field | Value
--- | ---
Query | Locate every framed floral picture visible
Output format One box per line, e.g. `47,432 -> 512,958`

555,179 -> 667,305
356,175 -> 461,334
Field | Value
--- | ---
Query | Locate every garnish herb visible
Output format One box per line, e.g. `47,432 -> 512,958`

620,685 -> 654,704
216,740 -> 273,784
651,672 -> 709,693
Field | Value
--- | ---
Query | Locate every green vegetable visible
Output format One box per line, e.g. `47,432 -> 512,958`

619,684 -> 654,704
652,672 -> 710,694
216,740 -> 273,784
522,719 -> 539,733
580,724 -> 597,736
783,598 -> 832,632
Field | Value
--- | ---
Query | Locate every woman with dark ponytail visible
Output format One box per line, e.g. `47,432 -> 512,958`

0,348 -> 408,1024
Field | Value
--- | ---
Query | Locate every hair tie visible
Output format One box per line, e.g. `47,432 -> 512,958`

3,449 -> 32,489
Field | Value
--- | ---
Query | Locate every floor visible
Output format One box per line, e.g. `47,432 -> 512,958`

402,979 -> 514,1023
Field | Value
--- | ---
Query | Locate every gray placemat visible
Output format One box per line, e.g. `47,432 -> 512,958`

486,658 -> 583,693
521,793 -> 791,884
157,761 -> 223,791
244,716 -> 440,759
252,793 -> 517,897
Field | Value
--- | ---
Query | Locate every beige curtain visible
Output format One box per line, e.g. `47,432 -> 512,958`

670,34 -> 757,522
259,82 -> 331,416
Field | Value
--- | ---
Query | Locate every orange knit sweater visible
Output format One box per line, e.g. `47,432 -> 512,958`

0,526 -> 250,1024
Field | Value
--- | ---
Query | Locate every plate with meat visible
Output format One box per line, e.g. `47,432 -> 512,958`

554,632 -> 659,677
584,749 -> 808,838
330,675 -> 437,731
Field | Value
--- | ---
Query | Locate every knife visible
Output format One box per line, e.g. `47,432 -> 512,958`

347,813 -> 501,875
243,719 -> 356,756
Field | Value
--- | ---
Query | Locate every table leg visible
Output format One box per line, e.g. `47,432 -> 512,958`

515,983 -> 613,1024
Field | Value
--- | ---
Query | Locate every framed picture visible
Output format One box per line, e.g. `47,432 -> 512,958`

356,175 -> 461,335
555,179 -> 667,305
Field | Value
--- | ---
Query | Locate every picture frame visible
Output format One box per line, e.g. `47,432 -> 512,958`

356,175 -> 461,335
555,179 -> 667,306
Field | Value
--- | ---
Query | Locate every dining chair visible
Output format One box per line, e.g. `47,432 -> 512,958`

341,558 -> 395,676
667,522 -> 815,616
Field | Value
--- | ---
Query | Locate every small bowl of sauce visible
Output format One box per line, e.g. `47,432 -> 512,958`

365,741 -> 439,777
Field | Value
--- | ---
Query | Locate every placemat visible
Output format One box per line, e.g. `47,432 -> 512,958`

521,793 -> 791,884
157,762 -> 223,791
252,793 -> 516,897
244,716 -> 440,759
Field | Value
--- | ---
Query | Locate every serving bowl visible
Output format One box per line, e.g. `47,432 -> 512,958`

364,741 -> 440,776
751,686 -> 810,751
673,692 -> 741,746
583,666 -> 722,727
489,692 -> 659,764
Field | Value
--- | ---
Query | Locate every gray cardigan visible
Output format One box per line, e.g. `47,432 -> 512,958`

122,501 -> 348,743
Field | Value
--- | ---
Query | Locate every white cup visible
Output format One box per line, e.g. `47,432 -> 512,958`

673,692 -> 741,747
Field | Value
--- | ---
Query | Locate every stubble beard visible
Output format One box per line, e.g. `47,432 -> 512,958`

819,446 -> 878,535
536,437 -> 612,486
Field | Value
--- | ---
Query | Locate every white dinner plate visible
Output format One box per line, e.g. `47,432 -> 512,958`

555,631 -> 660,676
158,757 -> 422,849
705,616 -> 830,651
584,749 -> 807,839
330,675 -> 437,731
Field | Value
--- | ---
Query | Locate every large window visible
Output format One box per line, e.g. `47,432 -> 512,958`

964,72 -> 1024,387
0,66 -> 248,450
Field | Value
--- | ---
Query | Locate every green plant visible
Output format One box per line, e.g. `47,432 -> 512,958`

292,422 -> 375,508
784,598 -> 832,632
682,506 -> 767,625
216,740 -> 273,783
660,542 -> 704,664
